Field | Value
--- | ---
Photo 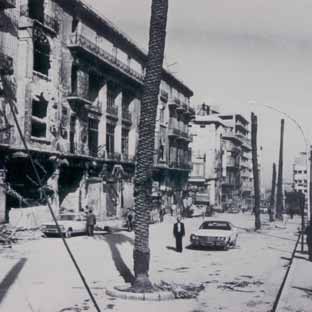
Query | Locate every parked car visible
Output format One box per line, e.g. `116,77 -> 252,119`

228,207 -> 240,214
190,220 -> 238,250
41,213 -> 87,238
260,207 -> 268,214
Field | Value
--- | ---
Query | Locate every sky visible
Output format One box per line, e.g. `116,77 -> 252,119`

84,0 -> 312,188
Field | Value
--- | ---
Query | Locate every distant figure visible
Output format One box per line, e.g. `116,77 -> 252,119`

127,209 -> 134,232
159,208 -> 164,223
171,203 -> 176,216
282,212 -> 288,225
86,210 -> 96,236
173,216 -> 185,252
305,223 -> 312,261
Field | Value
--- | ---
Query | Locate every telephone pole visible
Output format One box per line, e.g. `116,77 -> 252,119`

276,119 -> 285,220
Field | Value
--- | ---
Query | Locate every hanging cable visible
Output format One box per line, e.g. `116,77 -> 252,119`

2,75 -> 102,312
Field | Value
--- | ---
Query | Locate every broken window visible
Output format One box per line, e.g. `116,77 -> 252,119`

71,65 -> 78,95
69,115 -> 77,153
88,71 -> 103,102
28,0 -> 44,23
31,95 -> 48,138
121,128 -> 129,158
88,118 -> 99,157
33,28 -> 51,76
106,123 -> 115,157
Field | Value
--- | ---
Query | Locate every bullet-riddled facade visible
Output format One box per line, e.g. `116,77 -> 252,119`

0,0 -> 193,223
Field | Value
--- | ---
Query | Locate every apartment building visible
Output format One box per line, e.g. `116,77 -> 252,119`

293,152 -> 308,195
189,104 -> 225,210
0,0 -> 193,223
219,113 -> 253,210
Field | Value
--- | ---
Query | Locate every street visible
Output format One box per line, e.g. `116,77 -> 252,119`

0,213 -> 302,312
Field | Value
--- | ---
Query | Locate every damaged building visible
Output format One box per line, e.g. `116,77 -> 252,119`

0,0 -> 194,224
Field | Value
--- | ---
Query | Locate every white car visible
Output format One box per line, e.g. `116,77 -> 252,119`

190,220 -> 238,250
41,213 -> 87,238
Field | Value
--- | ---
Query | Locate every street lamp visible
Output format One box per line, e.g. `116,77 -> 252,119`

248,101 -> 311,226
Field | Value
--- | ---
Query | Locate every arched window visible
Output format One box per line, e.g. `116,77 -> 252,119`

33,28 -> 51,76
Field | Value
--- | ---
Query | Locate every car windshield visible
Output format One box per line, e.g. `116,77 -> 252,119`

200,221 -> 231,231
58,215 -> 77,221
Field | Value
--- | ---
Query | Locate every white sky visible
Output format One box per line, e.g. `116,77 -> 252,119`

84,0 -> 312,187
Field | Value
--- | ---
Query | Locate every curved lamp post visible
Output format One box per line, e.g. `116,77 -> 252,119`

248,101 -> 311,227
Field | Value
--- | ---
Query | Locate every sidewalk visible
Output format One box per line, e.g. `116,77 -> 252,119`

277,239 -> 312,312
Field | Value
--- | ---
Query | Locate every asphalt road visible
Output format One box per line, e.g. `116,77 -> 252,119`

0,213 -> 300,312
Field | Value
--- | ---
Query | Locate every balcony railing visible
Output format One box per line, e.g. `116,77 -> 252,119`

169,160 -> 192,171
0,0 -> 16,10
20,5 -> 59,34
168,127 -> 180,137
0,52 -> 13,75
107,152 -> 121,161
68,33 -> 144,83
160,89 -> 169,102
67,91 -> 93,106
106,105 -> 118,118
122,110 -> 132,123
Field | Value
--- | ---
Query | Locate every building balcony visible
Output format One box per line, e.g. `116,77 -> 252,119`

169,161 -> 192,171
106,105 -> 118,119
154,152 -> 168,168
160,89 -> 169,102
178,130 -> 192,142
68,33 -> 144,84
168,127 -> 180,137
20,5 -> 59,34
122,110 -> 132,124
67,91 -> 93,107
121,153 -> 135,163
0,52 -> 13,75
0,0 -> 16,10
222,129 -> 243,145
107,152 -> 121,162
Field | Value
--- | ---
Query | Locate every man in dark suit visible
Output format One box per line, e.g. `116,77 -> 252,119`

173,216 -> 185,252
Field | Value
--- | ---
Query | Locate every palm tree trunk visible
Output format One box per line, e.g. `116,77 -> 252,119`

269,162 -> 276,222
251,113 -> 261,230
132,0 -> 169,292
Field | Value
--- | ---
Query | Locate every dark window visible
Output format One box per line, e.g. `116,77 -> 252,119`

33,28 -> 50,76
106,124 -> 115,157
31,96 -> 48,138
28,0 -> 44,23
88,118 -> 99,157
69,115 -> 77,153
88,71 -> 103,102
71,65 -> 78,95
121,128 -> 129,157
72,17 -> 79,33
200,221 -> 231,231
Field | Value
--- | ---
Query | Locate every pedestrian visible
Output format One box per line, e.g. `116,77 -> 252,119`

159,208 -> 164,223
86,209 -> 96,236
171,203 -> 176,216
305,222 -> 312,261
127,209 -> 134,231
173,216 -> 185,252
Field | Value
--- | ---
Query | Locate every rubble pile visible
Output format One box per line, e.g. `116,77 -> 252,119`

0,225 -> 16,246
156,280 -> 205,299
0,224 -> 42,245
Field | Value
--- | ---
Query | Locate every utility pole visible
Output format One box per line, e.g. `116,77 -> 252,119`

251,113 -> 261,230
269,163 -> 276,222
276,119 -> 285,220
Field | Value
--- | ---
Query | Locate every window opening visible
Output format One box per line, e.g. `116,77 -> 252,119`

33,28 -> 50,76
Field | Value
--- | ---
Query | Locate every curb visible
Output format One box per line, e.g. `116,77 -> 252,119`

106,286 -> 175,301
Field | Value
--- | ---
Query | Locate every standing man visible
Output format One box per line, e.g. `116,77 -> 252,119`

86,209 -> 96,236
305,222 -> 312,261
127,209 -> 134,232
173,216 -> 185,252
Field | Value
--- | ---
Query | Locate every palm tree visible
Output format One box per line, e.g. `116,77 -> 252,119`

132,0 -> 169,292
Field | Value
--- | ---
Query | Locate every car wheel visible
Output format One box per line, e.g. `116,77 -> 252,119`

65,229 -> 72,238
